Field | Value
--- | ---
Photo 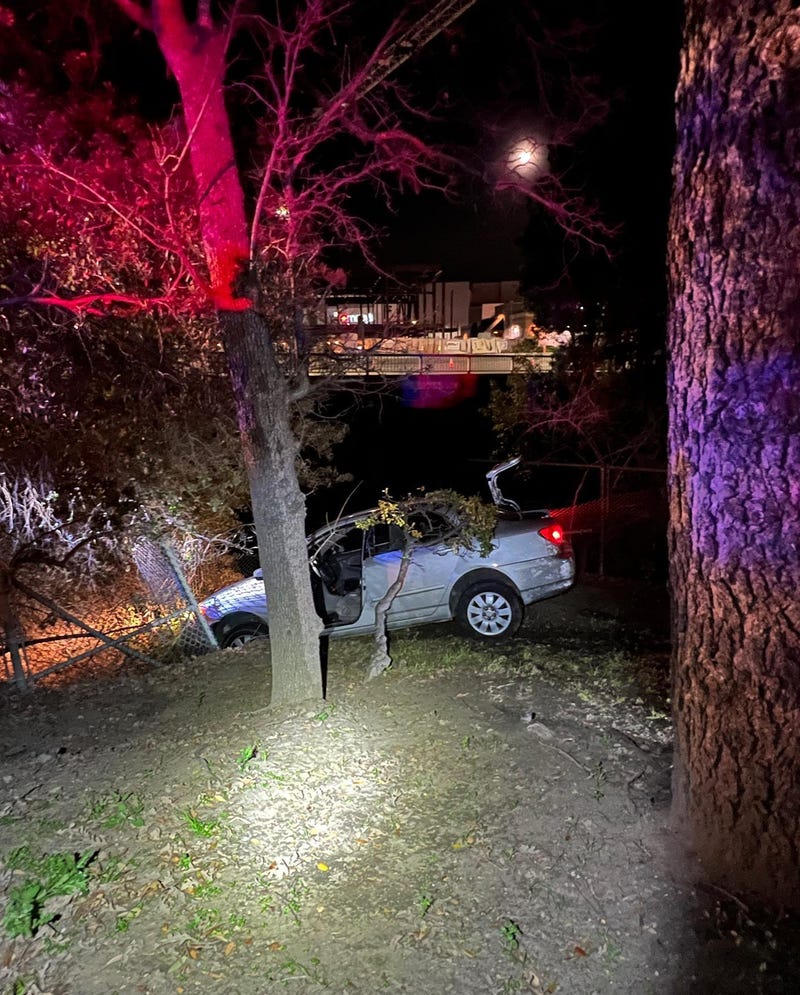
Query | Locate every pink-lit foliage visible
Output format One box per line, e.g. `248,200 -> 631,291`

0,1 -> 453,323
0,2 -> 606,322
0,85 -> 210,316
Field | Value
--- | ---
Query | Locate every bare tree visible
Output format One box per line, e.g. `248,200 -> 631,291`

2,0 -> 451,704
0,468 -> 123,685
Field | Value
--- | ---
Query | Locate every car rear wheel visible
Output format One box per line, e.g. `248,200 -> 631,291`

216,618 -> 269,649
455,581 -> 522,641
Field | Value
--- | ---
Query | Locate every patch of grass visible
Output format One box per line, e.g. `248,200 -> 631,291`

114,907 -> 141,933
2,848 -> 96,938
193,881 -> 222,899
186,906 -> 222,936
279,878 -> 308,925
277,956 -> 325,984
3,882 -> 59,940
254,871 -> 275,915
36,817 -> 69,833
42,935 -> 71,954
8,976 -> 37,995
501,640 -> 669,711
313,703 -> 337,722
417,892 -> 434,918
398,636 -> 487,674
236,743 -> 259,771
96,855 -> 127,884
182,810 -> 219,838
195,792 -> 221,806
500,919 -> 522,953
590,761 -> 608,801
602,937 -> 623,969
88,791 -> 145,829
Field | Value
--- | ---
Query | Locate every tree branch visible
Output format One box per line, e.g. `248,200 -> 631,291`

113,0 -> 153,31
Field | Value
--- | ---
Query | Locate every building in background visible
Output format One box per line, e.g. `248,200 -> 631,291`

311,266 -> 536,339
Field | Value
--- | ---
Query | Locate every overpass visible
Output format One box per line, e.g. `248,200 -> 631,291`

309,335 -> 556,376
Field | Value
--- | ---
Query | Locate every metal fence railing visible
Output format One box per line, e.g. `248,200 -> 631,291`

0,530 -> 258,691
515,462 -> 668,583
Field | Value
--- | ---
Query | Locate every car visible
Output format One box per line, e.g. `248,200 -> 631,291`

198,457 -> 575,649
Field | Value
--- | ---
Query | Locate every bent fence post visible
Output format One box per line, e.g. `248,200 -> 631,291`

159,541 -> 219,651
13,579 -> 161,671
6,633 -> 27,690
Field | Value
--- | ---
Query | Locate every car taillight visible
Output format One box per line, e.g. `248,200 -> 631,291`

539,522 -> 572,558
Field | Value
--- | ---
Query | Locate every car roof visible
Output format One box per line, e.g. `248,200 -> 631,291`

308,509 -> 376,538
307,459 -> 524,539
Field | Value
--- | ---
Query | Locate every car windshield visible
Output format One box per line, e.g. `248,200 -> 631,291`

309,522 -> 363,562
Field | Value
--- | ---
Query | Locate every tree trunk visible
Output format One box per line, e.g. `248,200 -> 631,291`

367,547 -> 413,679
222,308 -> 323,704
150,2 -> 323,704
668,0 -> 800,907
0,568 -> 27,689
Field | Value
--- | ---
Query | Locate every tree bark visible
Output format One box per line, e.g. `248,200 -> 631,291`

668,0 -> 800,907
222,307 -> 323,704
367,547 -> 412,679
0,568 -> 27,689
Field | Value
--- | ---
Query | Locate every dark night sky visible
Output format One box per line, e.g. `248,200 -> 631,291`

320,0 -> 684,509
370,0 -> 683,293
45,0 -> 683,296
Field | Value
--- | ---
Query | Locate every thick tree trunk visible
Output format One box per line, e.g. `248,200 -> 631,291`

668,1 -> 800,907
222,308 -> 323,704
150,2 -> 324,704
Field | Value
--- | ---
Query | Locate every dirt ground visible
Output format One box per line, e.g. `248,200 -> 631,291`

1,578 -> 799,995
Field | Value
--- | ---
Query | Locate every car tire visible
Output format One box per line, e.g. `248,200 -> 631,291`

455,580 -> 522,641
215,617 -> 269,649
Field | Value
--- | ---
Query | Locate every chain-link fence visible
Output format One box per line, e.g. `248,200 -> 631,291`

522,462 -> 668,583
0,527 -> 260,690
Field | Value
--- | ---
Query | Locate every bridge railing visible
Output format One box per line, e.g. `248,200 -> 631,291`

308,336 -> 555,375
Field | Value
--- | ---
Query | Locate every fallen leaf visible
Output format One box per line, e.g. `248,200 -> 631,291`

268,941 -> 283,951
223,941 -> 236,957
574,945 -> 587,957
316,862 -> 329,872
187,947 -> 200,960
